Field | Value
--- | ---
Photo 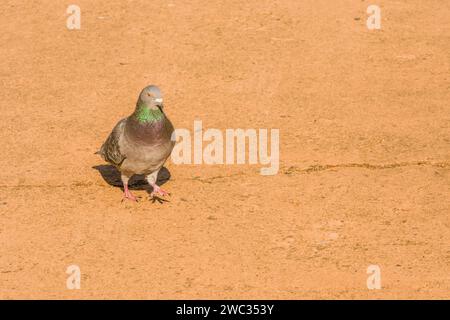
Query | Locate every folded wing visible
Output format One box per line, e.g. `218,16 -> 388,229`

98,118 -> 127,167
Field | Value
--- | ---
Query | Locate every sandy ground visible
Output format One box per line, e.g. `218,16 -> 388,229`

0,0 -> 449,299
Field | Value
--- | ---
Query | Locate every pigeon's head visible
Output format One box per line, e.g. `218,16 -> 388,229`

138,85 -> 163,109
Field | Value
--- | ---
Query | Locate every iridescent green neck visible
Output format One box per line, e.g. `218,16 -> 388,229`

134,102 -> 164,123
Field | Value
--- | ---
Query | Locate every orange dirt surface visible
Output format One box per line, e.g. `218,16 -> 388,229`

0,0 -> 449,299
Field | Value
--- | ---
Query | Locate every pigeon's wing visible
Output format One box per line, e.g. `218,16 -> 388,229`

98,118 -> 127,167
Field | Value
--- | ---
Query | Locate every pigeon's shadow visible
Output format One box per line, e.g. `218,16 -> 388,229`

92,165 -> 171,197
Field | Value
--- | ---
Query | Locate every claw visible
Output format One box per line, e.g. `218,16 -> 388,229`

151,184 -> 169,197
122,194 -> 138,202
123,185 -> 138,202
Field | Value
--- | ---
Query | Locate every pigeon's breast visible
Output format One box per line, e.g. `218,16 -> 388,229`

119,137 -> 174,175
118,116 -> 175,175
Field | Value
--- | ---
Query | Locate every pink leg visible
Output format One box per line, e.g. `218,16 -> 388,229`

123,184 -> 138,201
150,183 -> 169,197
122,174 -> 137,202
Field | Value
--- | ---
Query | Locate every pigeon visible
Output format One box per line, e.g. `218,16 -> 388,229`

97,85 -> 175,201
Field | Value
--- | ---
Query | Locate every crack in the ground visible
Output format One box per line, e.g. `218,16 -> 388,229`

0,182 -> 102,189
0,160 -> 448,189
283,161 -> 450,175
192,172 -> 245,184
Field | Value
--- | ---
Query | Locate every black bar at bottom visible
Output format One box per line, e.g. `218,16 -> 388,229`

1,300 -> 446,318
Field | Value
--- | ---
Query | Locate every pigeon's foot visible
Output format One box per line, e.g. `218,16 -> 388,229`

151,184 -> 169,197
123,192 -> 138,202
123,185 -> 138,202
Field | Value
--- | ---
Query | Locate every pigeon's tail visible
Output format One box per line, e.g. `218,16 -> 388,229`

95,147 -> 106,161
94,144 -> 104,156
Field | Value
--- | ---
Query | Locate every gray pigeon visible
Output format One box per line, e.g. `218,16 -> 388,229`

97,85 -> 175,201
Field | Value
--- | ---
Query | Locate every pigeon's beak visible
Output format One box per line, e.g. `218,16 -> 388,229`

155,98 -> 163,107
